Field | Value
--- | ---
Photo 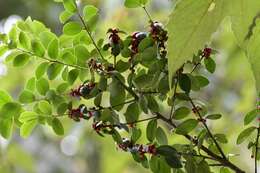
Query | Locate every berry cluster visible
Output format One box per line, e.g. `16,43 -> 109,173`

88,58 -> 114,73
68,105 -> 93,122
108,28 -> 121,45
150,21 -> 168,57
88,59 -> 104,73
202,47 -> 212,59
117,138 -> 157,158
192,106 -> 207,123
192,106 -> 202,114
69,82 -> 96,98
131,32 -> 148,55
92,121 -> 116,135
104,28 -> 124,57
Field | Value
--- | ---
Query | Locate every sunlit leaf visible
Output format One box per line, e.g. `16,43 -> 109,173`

167,0 -> 228,85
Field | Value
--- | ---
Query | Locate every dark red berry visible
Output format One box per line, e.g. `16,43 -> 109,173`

130,32 -> 148,55
203,48 -> 212,58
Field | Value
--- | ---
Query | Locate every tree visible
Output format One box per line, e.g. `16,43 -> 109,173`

0,0 -> 259,172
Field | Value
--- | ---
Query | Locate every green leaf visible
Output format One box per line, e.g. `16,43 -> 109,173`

134,74 -> 154,89
124,0 -> 148,8
0,102 -> 22,119
179,74 -> 191,93
196,160 -> 210,173
100,108 -> 112,122
175,119 -> 199,135
156,127 -> 168,145
62,66 -> 69,81
52,118 -> 64,135
0,119 -> 14,139
116,60 -> 130,73
63,0 -> 77,13
57,102 -> 68,115
98,75 -> 107,91
47,63 -> 63,80
13,53 -> 30,67
61,52 -> 76,65
137,46 -> 157,64
19,111 -> 37,123
167,0 -> 228,85
26,77 -> 36,91
204,58 -> 216,73
244,109 -> 259,125
0,90 -> 12,108
138,37 -> 154,52
109,78 -> 126,111
220,167 -> 231,173
19,32 -> 31,49
147,95 -> 159,113
112,129 -> 122,144
20,119 -> 37,138
36,78 -> 49,95
67,69 -> 79,84
31,40 -> 45,57
55,84 -> 68,95
228,0 -> 260,48
195,75 -> 210,88
35,62 -> 49,79
5,51 -> 20,62
131,128 -> 142,143
206,114 -> 222,120
38,100 -> 52,115
146,119 -> 157,142
125,102 -> 140,123
0,45 -> 8,56
83,5 -> 98,21
75,45 -> 90,65
48,38 -> 59,59
94,93 -> 102,107
173,107 -> 191,120
59,10 -> 73,24
139,95 -> 148,114
247,20 -> 260,92
214,133 -> 228,144
63,22 -> 82,35
158,75 -> 169,94
39,31 -> 56,48
237,126 -> 257,144
19,90 -> 35,103
156,145 -> 182,168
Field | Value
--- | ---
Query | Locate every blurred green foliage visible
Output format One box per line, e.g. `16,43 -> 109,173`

0,0 -> 257,173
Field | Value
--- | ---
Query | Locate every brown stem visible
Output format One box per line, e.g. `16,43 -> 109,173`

16,48 -> 88,70
142,6 -> 153,22
255,126 -> 260,173
170,74 -> 179,119
155,112 -> 245,173
97,99 -> 136,111
188,96 -> 227,160
191,56 -> 204,73
76,11 -> 105,60
113,75 -> 139,100
101,116 -> 158,129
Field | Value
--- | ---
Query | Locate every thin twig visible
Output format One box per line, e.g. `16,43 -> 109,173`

97,99 -> 136,111
191,56 -> 204,74
16,48 -> 88,70
76,11 -> 105,60
255,125 -> 260,173
178,152 -> 216,161
155,112 -> 245,173
188,97 -> 227,160
142,6 -> 153,22
170,74 -> 179,120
